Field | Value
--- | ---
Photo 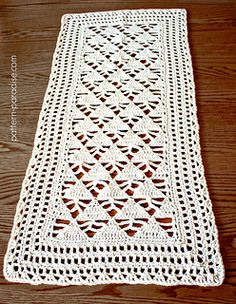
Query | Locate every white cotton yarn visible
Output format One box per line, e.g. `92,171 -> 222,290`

4,9 -> 224,286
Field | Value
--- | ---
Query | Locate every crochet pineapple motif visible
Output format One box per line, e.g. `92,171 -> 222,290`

52,20 -> 174,240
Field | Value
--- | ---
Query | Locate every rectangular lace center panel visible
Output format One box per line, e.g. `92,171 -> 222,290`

4,9 -> 224,286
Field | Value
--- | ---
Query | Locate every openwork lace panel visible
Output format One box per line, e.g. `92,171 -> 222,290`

4,9 -> 224,286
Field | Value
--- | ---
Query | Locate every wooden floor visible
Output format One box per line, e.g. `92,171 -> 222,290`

0,0 -> 236,303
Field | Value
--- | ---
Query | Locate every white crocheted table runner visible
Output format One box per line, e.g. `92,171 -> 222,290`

4,9 -> 224,286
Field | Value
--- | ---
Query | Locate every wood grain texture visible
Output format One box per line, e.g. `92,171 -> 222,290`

0,0 -> 236,303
